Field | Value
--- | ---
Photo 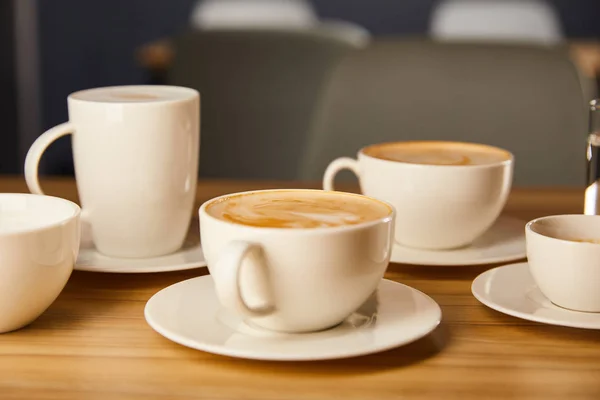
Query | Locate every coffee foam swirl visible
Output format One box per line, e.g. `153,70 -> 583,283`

207,191 -> 390,229
386,152 -> 472,166
364,141 -> 511,166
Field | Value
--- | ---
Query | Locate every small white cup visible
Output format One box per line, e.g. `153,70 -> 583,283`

0,194 -> 80,333
526,214 -> 600,313
24,85 -> 200,259
199,189 -> 395,333
323,141 -> 514,249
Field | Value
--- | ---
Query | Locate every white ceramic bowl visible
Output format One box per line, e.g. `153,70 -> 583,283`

0,194 -> 80,333
526,214 -> 600,312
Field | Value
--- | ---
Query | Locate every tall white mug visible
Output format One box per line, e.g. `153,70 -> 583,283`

25,85 -> 200,258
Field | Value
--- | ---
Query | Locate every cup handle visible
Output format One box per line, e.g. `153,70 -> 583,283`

24,122 -> 91,224
25,122 -> 75,195
214,240 -> 275,318
323,157 -> 360,191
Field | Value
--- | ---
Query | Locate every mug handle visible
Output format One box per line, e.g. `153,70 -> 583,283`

323,157 -> 360,191
24,122 -> 90,224
24,122 -> 74,195
214,240 -> 275,318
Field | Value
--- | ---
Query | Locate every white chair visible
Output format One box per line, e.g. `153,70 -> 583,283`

189,0 -> 370,47
190,0 -> 317,29
430,0 -> 564,45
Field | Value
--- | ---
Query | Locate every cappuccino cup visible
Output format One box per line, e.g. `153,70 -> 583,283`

25,85 -> 200,258
199,189 -> 394,333
526,214 -> 600,312
324,141 -> 514,250
0,194 -> 80,333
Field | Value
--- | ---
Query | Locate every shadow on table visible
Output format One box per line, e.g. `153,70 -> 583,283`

386,259 -> 526,281
23,302 -> 96,332
479,306 -> 600,345
23,267 -> 208,333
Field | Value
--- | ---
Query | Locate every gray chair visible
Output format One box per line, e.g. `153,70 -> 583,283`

301,38 -> 590,186
166,29 -> 358,180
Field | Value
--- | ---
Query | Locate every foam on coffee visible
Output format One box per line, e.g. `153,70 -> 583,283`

70,85 -> 198,104
206,190 -> 391,229
363,141 -> 511,166
569,238 -> 600,244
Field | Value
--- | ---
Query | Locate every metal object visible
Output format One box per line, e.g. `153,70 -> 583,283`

584,99 -> 600,215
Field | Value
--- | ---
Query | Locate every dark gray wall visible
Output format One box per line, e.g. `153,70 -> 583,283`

551,0 -> 600,38
312,0 -> 600,37
0,0 -> 19,174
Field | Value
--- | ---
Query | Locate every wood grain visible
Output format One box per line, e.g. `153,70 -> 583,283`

1,177 -> 598,400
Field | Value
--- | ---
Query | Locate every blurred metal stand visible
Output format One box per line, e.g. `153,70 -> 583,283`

585,99 -> 600,214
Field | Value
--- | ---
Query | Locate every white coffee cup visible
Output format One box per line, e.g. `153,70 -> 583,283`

526,214 -> 600,313
323,141 -> 514,250
0,194 -> 80,333
24,85 -> 200,258
199,189 -> 395,333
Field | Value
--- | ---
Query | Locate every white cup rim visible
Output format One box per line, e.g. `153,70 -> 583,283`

199,188 -> 395,234
0,193 -> 81,237
68,85 -> 199,106
526,214 -> 600,246
358,140 -> 514,169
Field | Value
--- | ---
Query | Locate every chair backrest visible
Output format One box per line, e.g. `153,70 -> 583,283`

430,0 -> 563,45
167,29 -> 357,179
301,39 -> 589,186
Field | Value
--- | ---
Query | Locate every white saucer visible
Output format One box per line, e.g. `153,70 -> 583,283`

75,244 -> 206,273
472,262 -> 600,330
390,216 -> 526,266
74,220 -> 207,273
144,276 -> 442,361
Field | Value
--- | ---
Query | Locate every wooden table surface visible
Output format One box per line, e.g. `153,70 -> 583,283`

1,177 -> 599,400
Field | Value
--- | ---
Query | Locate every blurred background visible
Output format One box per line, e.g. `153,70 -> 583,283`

1,0 -> 599,186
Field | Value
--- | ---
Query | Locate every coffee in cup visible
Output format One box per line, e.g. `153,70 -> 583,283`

199,189 -> 394,333
206,189 -> 389,228
363,141 -> 510,166
24,85 -> 200,259
324,141 -> 514,250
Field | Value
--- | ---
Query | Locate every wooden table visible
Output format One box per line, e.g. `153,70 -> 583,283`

1,177 -> 598,400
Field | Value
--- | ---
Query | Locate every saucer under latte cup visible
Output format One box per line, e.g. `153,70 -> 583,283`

323,141 -> 514,250
199,189 -> 395,333
526,214 -> 600,313
0,194 -> 80,333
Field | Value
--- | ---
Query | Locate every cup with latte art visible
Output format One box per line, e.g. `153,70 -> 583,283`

199,189 -> 395,333
323,141 -> 514,250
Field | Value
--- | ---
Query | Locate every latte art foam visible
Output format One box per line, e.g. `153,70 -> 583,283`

206,191 -> 391,229
364,141 -> 511,166
110,92 -> 161,101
